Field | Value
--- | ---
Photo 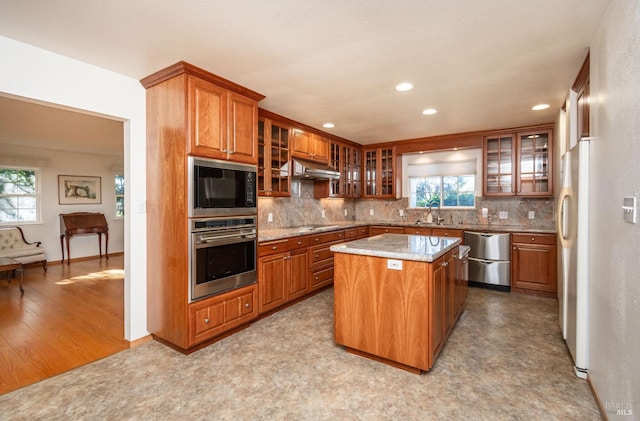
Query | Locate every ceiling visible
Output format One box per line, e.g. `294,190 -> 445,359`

0,0 -> 609,152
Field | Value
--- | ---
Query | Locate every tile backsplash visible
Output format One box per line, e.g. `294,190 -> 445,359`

258,180 -> 556,230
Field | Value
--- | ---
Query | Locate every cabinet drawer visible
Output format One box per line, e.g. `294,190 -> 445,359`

259,239 -> 289,256
189,285 -> 257,344
405,227 -> 432,235
512,233 -> 555,245
288,235 -> 309,250
310,264 -> 334,289
310,243 -> 334,265
431,228 -> 464,239
370,226 -> 404,236
309,230 -> 344,245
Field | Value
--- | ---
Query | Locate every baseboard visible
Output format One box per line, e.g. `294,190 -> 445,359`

587,375 -> 608,420
128,334 -> 153,348
49,251 -> 124,265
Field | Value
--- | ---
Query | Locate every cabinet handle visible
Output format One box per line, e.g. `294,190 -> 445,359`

204,318 -> 210,324
442,262 -> 448,267
222,149 -> 228,153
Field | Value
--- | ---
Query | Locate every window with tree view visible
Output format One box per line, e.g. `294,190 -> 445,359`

409,175 -> 475,208
0,167 -> 39,223
115,174 -> 124,218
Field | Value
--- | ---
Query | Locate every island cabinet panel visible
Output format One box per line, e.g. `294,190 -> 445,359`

334,253 -> 431,371
258,251 -> 289,314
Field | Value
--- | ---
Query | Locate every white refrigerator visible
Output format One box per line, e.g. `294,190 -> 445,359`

558,91 -> 590,379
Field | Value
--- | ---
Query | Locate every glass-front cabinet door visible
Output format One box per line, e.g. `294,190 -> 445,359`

483,134 -> 515,196
363,147 -> 394,198
517,130 -> 552,196
257,118 -> 290,197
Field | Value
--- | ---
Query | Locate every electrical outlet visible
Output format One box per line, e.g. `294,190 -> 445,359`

499,211 -> 508,219
370,209 -> 374,216
344,209 -> 348,216
267,213 -> 273,222
399,209 -> 404,217
321,210 -> 326,218
482,208 -> 488,218
528,211 -> 535,219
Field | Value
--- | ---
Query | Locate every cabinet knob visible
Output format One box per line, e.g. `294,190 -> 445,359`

272,246 -> 277,250
297,241 -> 302,245
315,254 -> 319,258
204,318 -> 210,324
513,246 -> 516,250
315,276 -> 319,280
245,303 -> 250,308
531,237 -> 535,241
315,238 -> 320,242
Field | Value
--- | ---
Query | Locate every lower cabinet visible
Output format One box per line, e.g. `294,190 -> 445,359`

369,226 -> 405,236
189,284 -> 257,345
511,233 -> 557,294
430,249 -> 458,362
258,238 -> 310,314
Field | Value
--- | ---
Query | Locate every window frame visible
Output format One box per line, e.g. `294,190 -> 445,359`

0,165 -> 42,225
408,174 -> 476,210
114,173 -> 124,219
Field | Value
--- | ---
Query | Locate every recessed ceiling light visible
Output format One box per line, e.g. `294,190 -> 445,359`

532,103 -> 550,111
422,108 -> 438,115
395,82 -> 414,92
322,122 -> 335,128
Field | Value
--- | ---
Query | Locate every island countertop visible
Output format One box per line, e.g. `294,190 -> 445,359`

330,233 -> 461,263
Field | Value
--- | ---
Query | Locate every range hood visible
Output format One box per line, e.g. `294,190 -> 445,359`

291,158 -> 340,180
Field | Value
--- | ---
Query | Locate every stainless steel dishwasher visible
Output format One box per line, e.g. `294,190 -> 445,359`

464,231 -> 510,291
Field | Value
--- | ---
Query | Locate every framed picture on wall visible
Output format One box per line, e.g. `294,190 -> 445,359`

58,175 -> 102,205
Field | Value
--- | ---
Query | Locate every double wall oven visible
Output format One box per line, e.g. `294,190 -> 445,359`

188,157 -> 257,302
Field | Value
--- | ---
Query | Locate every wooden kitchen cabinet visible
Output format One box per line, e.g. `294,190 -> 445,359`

334,245 -> 462,373
327,141 -> 362,198
258,236 -> 310,314
291,129 -> 329,163
511,233 -> 557,295
483,125 -> 553,197
258,117 -> 291,196
187,75 -> 260,164
142,61 -> 264,351
431,228 -> 464,240
363,146 -> 396,198
370,226 -> 404,236
189,284 -> 257,345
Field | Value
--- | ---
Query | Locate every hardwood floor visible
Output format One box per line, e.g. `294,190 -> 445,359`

0,255 -> 127,395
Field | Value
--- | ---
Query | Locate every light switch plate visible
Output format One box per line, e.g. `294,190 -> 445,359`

387,259 -> 402,270
399,209 -> 404,217
528,211 -> 535,219
321,210 -> 326,218
370,209 -> 374,216
267,212 -> 273,222
499,211 -> 508,219
623,197 -> 637,224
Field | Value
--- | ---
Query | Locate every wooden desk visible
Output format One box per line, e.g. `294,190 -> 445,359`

59,212 -> 109,265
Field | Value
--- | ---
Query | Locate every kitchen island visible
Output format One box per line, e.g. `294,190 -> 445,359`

331,233 -> 464,373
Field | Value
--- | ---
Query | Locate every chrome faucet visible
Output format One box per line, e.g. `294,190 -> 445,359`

430,200 -> 445,225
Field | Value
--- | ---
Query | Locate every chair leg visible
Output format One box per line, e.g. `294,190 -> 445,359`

42,260 -> 48,272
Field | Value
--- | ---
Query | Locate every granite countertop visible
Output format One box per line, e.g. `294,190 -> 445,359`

258,221 -> 556,242
330,233 -> 462,263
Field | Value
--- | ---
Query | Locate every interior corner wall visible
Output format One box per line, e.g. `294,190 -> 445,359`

0,35 -> 148,342
588,0 -> 640,411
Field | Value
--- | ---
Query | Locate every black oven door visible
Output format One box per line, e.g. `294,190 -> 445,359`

193,159 -> 256,215
191,233 -> 256,301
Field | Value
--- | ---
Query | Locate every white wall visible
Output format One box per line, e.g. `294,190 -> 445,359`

0,144 -> 125,260
589,0 -> 640,412
0,35 -> 148,341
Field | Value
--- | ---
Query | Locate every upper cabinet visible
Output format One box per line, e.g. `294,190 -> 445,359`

483,125 -> 553,197
363,146 -> 396,198
516,130 -> 552,196
328,141 -> 362,198
142,61 -> 264,165
573,53 -> 590,140
258,118 -> 291,197
291,129 -> 330,163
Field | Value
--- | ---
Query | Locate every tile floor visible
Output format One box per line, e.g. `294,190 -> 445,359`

0,287 -> 600,420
